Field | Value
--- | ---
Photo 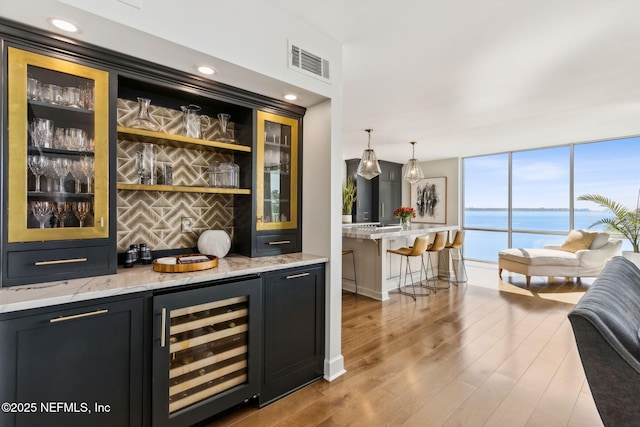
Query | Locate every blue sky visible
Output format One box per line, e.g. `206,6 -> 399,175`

464,136 -> 640,209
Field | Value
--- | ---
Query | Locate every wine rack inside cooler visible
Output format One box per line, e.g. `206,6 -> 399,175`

166,295 -> 250,414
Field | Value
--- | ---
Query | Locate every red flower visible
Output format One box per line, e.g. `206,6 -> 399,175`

393,206 -> 416,218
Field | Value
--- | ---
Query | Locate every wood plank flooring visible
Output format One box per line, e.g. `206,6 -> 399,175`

205,262 -> 603,427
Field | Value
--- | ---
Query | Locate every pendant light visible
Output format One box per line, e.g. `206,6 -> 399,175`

403,141 -> 424,184
357,129 -> 382,180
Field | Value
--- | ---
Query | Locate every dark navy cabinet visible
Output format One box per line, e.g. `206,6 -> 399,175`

0,295 -> 148,427
259,264 -> 325,406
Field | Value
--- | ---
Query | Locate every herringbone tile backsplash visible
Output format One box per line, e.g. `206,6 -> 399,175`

116,99 -> 237,252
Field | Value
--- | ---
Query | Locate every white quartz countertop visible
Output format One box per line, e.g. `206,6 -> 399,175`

0,252 -> 328,314
342,223 -> 459,239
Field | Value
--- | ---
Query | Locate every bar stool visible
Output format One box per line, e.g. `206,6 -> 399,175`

342,250 -> 358,295
387,236 -> 431,300
425,231 -> 450,292
445,230 -> 467,284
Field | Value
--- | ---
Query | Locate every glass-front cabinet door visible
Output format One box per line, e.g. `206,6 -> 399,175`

7,47 -> 109,243
256,111 -> 298,231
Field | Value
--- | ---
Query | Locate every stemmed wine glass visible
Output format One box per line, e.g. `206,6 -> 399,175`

69,160 -> 85,193
52,158 -> 70,193
80,156 -> 94,193
31,201 -> 52,229
53,202 -> 71,228
73,201 -> 91,227
27,155 -> 47,192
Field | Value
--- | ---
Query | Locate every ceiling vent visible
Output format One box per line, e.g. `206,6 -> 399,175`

288,42 -> 331,83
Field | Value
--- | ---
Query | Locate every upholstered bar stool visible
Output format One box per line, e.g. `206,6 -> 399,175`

425,231 -> 450,292
342,250 -> 358,295
387,236 -> 431,300
445,230 -> 467,284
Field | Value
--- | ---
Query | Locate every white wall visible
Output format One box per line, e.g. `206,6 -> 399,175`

402,158 -> 461,226
303,99 -> 346,380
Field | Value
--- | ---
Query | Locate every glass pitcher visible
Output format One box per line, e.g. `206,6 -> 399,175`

181,104 -> 211,139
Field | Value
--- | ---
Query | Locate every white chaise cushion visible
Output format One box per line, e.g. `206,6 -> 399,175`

499,248 -> 579,267
590,232 -> 610,249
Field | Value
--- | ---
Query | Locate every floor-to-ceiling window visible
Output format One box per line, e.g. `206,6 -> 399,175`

463,136 -> 640,261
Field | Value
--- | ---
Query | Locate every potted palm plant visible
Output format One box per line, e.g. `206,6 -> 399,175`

577,191 -> 640,265
342,176 -> 357,223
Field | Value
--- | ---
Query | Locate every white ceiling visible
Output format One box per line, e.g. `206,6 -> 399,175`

268,0 -> 640,164
5,0 -> 640,165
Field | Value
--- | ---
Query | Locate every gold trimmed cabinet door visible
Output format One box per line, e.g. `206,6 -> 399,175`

2,46 -> 115,287
253,111 -> 302,256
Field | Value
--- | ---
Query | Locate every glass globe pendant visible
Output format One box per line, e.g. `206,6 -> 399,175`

357,129 -> 382,180
403,141 -> 424,184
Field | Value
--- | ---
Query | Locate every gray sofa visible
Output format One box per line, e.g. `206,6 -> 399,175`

568,256 -> 640,427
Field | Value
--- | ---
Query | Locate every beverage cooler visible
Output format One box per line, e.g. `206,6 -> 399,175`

152,276 -> 261,427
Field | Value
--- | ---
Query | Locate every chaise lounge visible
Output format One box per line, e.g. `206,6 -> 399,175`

498,230 -> 621,287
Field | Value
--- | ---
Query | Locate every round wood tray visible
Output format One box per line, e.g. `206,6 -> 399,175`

152,254 -> 218,273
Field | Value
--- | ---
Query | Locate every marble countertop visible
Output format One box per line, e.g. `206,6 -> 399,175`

342,223 -> 459,239
0,252 -> 328,314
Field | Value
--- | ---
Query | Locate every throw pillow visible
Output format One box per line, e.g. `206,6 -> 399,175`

560,230 -> 597,253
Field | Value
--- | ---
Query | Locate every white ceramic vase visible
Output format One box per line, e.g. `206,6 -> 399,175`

342,215 -> 352,224
197,230 -> 231,258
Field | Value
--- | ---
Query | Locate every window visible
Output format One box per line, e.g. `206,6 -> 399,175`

463,136 -> 640,260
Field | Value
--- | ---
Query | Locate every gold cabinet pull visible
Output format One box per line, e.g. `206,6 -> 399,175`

50,309 -> 108,323
161,307 -> 167,348
286,272 -> 310,280
35,257 -> 88,266
267,240 -> 291,245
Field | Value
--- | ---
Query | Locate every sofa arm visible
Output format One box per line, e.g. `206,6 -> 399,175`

575,240 -> 622,269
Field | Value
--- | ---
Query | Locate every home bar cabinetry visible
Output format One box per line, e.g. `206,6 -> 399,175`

0,294 -> 147,427
3,46 -> 116,286
0,18 -> 323,427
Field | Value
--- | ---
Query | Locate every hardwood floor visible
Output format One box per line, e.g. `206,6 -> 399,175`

206,262 -> 603,426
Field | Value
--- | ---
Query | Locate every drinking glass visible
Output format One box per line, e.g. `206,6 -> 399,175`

53,202 -> 71,228
30,118 -> 54,148
43,161 -> 58,192
27,155 -> 46,192
136,143 -> 156,185
52,158 -> 70,193
73,201 -> 92,227
80,156 -> 94,193
27,77 -> 40,100
69,160 -> 85,193
31,201 -> 52,229
64,87 -> 82,108
65,128 -> 86,151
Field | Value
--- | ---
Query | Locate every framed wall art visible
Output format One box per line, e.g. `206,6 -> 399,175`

411,177 -> 447,224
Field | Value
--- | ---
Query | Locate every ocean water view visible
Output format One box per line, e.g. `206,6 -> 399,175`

463,209 -> 631,261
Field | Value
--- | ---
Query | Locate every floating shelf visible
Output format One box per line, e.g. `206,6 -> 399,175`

117,126 -> 251,153
117,183 -> 250,195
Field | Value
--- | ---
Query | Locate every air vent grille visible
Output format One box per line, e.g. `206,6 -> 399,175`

289,43 -> 331,82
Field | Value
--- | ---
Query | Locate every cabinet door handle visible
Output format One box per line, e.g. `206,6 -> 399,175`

381,203 -> 385,218
268,240 -> 291,245
35,257 -> 88,266
286,272 -> 310,279
49,309 -> 108,323
160,307 -> 167,348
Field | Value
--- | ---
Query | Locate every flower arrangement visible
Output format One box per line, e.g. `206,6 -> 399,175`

393,206 -> 416,219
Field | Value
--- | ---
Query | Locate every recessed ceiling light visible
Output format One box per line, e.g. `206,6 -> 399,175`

284,94 -> 298,101
198,66 -> 216,75
49,18 -> 79,33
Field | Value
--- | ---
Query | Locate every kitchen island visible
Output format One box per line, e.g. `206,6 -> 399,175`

342,224 -> 459,300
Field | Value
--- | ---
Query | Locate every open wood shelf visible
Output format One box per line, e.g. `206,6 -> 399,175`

117,183 -> 250,195
117,126 -> 251,153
